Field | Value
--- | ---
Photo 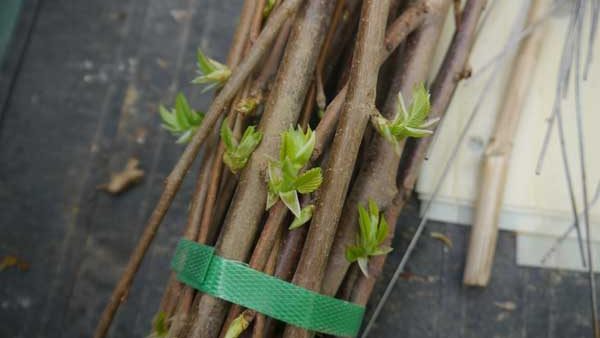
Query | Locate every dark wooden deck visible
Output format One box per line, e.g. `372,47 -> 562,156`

0,1 -> 596,337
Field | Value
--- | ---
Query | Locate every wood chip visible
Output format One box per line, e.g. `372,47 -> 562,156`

494,301 -> 517,311
98,158 -> 144,195
430,231 -> 453,248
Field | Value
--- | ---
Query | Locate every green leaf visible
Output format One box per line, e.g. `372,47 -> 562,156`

159,93 -> 205,144
295,167 -> 322,194
279,190 -> 301,218
350,199 -> 393,277
407,83 -> 431,125
371,83 -> 434,148
368,200 -> 379,235
267,125 -> 321,217
289,205 -> 315,230
220,118 -> 236,150
294,128 -> 315,165
197,49 -> 210,74
222,123 -> 262,173
159,105 -> 177,129
376,214 -> 389,244
357,257 -> 369,277
193,48 -> 231,92
396,91 -> 409,122
357,204 -> 370,245
236,126 -> 262,158
404,125 -> 434,138
266,191 -> 278,211
176,129 -> 194,144
372,246 -> 393,256
345,245 -> 365,263
150,311 -> 168,338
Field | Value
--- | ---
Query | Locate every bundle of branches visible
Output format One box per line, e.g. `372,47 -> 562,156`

94,0 -> 486,337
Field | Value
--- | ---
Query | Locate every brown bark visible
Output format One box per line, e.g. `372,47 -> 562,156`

282,1 -> 391,337
189,1 -> 337,336
321,0 -> 451,297
158,140 -> 214,318
350,0 -> 489,306
310,0 -> 430,162
93,0 -> 297,332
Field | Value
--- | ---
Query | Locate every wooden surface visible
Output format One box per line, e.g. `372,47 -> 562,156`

463,0 -> 547,287
0,1 -> 598,337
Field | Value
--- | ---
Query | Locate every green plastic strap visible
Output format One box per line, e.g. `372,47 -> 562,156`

171,239 -> 365,337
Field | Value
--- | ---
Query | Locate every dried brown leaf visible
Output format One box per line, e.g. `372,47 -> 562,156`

98,158 -> 144,195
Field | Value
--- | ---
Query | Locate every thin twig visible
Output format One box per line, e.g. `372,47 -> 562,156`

473,0 -> 568,82
573,1 -> 599,334
157,146 -> 213,319
540,181 -> 600,265
535,1 -> 579,173
321,0 -> 452,296
311,0 -> 431,162
283,1 -> 392,337
316,0 -> 347,111
167,129 -> 222,337
360,1 -> 494,335
584,0 -> 599,79
537,2 -> 588,267
250,0 -> 267,44
190,1 -> 337,336
92,1 -> 302,336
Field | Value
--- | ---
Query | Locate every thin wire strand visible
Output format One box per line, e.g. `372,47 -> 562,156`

573,0 -> 599,334
360,2 -> 533,335
540,181 -> 600,265
584,0 -> 599,79
536,2 -> 580,174
542,1 -> 588,266
424,0 -> 498,162
425,0 -> 566,161
471,0 -> 568,81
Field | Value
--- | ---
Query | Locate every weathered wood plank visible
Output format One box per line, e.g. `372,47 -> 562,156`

0,0 -> 147,336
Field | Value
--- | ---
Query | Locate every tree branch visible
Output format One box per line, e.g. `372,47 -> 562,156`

92,0 -> 302,336
321,0 -> 451,297
189,1 -> 337,336
282,1 -> 391,337
350,0 -> 489,306
310,0 -> 430,162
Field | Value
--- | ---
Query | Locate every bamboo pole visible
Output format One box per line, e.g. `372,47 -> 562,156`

463,0 -> 547,287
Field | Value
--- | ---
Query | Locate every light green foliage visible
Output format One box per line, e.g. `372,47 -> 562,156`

289,204 -> 315,230
372,83 -> 437,154
345,200 -> 393,277
192,48 -> 231,93
148,311 -> 168,338
221,118 -> 263,173
159,93 -> 205,143
267,126 -> 322,228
